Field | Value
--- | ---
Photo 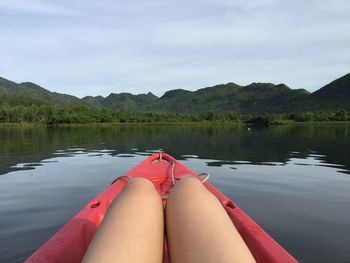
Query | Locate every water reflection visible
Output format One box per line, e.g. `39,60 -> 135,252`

1,125 -> 350,175
0,125 -> 350,263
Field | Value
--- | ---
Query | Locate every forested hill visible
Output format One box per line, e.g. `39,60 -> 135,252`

0,73 -> 349,114
306,73 -> 350,110
0,77 -> 83,106
83,92 -> 158,111
145,83 -> 310,114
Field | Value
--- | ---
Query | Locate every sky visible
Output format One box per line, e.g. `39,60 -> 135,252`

0,0 -> 349,98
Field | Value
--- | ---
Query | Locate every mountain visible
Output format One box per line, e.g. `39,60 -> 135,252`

82,92 -> 158,110
1,73 -> 349,113
0,77 -> 83,106
81,95 -> 105,108
306,73 -> 350,110
146,83 -> 310,114
0,77 -> 25,95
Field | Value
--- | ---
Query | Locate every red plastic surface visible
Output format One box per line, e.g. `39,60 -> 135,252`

25,153 -> 298,263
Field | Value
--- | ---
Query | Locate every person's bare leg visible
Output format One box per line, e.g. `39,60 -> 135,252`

83,178 -> 164,263
166,177 -> 256,263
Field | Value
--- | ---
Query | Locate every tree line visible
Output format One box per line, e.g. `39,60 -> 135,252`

0,103 -> 349,125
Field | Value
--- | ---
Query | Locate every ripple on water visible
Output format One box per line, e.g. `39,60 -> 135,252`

66,148 -> 86,151
116,154 -> 135,158
146,149 -> 164,153
134,152 -> 152,156
11,163 -> 43,169
181,154 -> 199,158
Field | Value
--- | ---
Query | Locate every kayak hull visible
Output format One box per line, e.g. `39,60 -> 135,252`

25,153 -> 297,263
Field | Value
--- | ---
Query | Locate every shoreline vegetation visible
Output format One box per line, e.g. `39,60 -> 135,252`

1,104 -> 350,126
2,122 -> 350,128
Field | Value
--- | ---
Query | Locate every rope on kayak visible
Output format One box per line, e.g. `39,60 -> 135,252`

170,161 -> 210,185
198,172 -> 210,183
171,161 -> 176,185
110,175 -> 132,185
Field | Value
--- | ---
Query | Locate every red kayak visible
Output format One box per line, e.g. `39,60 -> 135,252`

25,153 -> 297,263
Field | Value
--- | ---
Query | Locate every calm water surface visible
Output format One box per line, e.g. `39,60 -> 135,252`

0,125 -> 350,263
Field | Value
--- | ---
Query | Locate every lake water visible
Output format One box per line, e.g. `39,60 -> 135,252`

0,125 -> 350,263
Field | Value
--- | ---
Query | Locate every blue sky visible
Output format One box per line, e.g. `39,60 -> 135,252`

0,0 -> 349,97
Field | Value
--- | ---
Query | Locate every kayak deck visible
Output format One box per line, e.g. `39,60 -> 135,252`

25,153 -> 297,263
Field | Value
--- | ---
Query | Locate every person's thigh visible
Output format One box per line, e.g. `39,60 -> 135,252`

83,178 -> 164,263
166,177 -> 256,263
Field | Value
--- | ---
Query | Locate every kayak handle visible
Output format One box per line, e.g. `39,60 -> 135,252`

149,152 -> 175,164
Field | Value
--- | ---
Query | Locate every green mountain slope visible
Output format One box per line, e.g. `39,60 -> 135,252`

81,95 -> 105,108
146,83 -> 310,114
306,73 -> 350,110
0,77 -> 26,95
82,92 -> 158,110
0,78 -> 85,106
1,73 -> 349,114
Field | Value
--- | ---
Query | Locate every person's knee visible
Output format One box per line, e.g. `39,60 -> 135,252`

169,177 -> 204,199
175,177 -> 202,190
125,177 -> 154,190
124,178 -> 161,201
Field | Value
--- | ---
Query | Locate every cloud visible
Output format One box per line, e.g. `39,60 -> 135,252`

0,0 -> 82,16
0,0 -> 349,97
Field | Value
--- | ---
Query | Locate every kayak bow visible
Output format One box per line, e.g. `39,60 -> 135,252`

25,153 -> 297,263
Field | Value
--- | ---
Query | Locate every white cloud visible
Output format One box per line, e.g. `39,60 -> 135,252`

0,0 -> 349,97
0,0 -> 81,16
